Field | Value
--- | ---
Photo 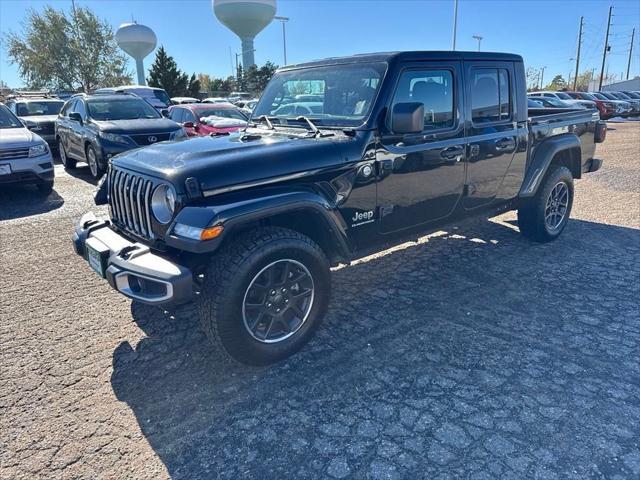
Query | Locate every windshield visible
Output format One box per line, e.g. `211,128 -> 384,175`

253,62 -> 386,127
87,98 -> 161,121
0,105 -> 23,128
195,108 -> 247,121
579,92 -> 596,101
16,101 -> 64,116
591,92 -> 607,100
555,92 -> 572,100
600,92 -> 617,100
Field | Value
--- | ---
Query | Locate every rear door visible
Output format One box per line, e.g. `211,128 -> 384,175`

377,61 -> 466,233
463,61 -> 519,209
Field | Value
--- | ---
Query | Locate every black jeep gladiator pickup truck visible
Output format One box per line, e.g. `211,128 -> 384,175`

73,51 -> 606,365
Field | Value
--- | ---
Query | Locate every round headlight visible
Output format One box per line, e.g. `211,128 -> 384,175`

151,184 -> 176,224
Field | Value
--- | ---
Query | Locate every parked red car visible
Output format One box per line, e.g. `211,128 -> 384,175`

167,103 -> 248,136
565,91 -> 616,120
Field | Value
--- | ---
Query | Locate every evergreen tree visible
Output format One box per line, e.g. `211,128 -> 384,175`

187,73 -> 201,98
147,46 -> 188,97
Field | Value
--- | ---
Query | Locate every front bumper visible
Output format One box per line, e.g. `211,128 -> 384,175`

0,152 -> 54,185
72,212 -> 193,307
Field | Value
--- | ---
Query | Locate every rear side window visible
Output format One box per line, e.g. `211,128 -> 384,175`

170,108 -> 184,123
470,68 -> 510,123
391,69 -> 455,130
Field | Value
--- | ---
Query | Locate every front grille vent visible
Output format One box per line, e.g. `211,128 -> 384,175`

108,166 -> 155,239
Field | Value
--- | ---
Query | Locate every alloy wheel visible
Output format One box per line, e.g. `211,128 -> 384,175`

544,181 -> 569,231
242,259 -> 315,343
87,147 -> 98,177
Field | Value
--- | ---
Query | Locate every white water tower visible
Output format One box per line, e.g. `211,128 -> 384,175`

213,0 -> 276,68
116,22 -> 157,85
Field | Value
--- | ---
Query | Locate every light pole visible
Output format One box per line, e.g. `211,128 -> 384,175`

472,35 -> 483,51
235,49 -> 256,85
451,0 -> 458,50
274,16 -> 289,65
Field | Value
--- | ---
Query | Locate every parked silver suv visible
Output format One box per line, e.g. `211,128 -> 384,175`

0,104 -> 54,193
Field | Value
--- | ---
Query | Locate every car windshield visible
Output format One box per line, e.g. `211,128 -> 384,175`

253,62 -> 387,127
16,101 -> 64,116
195,108 -> 247,120
555,92 -> 572,100
87,98 -> 161,120
579,92 -> 596,100
591,92 -> 607,100
544,97 -> 571,107
0,105 -> 23,128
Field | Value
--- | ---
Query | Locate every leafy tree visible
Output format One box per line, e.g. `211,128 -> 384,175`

4,6 -> 131,92
187,73 -> 201,98
235,64 -> 246,91
147,46 -> 188,97
197,73 -> 211,93
545,74 -> 567,91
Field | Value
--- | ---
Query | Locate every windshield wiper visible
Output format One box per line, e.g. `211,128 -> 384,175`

296,116 -> 320,135
254,115 -> 275,130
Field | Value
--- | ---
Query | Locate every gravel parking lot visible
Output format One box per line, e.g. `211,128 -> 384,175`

1,122 -> 639,479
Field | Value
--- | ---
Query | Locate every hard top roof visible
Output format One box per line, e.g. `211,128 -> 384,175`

279,51 -> 523,71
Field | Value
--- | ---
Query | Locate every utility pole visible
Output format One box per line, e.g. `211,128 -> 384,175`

573,16 -> 583,91
472,35 -> 483,51
627,28 -> 635,80
539,66 -> 546,89
599,5 -> 613,90
452,0 -> 458,50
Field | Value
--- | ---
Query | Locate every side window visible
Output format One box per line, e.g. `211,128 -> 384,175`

470,68 -> 510,124
170,108 -> 184,123
74,99 -> 87,118
7,102 -> 16,114
391,69 -> 455,130
61,99 -> 76,117
183,110 -> 197,123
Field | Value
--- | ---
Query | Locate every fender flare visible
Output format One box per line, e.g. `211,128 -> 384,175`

519,134 -> 581,198
165,189 -> 352,259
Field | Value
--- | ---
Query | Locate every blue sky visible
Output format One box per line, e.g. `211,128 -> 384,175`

1,0 -> 639,88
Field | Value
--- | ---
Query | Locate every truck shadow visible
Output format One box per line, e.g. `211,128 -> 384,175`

111,217 -> 640,479
0,183 -> 64,221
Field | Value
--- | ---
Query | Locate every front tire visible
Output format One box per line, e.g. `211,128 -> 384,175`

518,165 -> 574,242
198,227 -> 331,366
36,180 -> 54,195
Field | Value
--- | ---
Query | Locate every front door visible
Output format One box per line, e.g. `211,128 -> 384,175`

378,62 -> 466,234
462,61 -> 519,209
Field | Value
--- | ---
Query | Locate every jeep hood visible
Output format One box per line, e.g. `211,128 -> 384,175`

110,130 -> 347,194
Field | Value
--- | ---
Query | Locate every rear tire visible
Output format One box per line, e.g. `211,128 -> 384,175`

198,227 -> 331,366
518,165 -> 574,242
58,138 -> 76,169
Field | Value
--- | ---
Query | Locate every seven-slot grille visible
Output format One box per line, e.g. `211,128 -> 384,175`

0,148 -> 30,160
108,166 -> 156,239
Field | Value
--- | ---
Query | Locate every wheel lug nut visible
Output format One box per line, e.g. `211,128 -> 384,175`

270,290 -> 276,295
285,299 -> 289,303
276,308 -> 281,312
266,303 -> 272,307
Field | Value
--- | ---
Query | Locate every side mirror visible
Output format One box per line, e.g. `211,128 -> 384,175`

183,121 -> 195,128
391,102 -> 424,134
161,109 -> 170,117
69,112 -> 83,124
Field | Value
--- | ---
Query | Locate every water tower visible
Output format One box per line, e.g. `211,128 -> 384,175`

213,0 -> 276,68
116,22 -> 157,85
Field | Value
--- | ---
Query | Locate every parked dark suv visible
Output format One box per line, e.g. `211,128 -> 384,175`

5,93 -> 65,149
55,93 -> 185,178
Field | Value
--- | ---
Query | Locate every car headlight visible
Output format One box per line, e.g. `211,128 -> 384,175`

170,128 -> 187,140
100,132 -> 132,144
28,143 -> 48,157
151,184 -> 176,224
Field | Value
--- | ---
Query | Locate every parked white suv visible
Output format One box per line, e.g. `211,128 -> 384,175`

529,91 -> 597,110
0,104 -> 54,193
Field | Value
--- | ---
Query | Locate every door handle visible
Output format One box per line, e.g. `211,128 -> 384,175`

441,146 -> 464,160
495,137 -> 516,150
